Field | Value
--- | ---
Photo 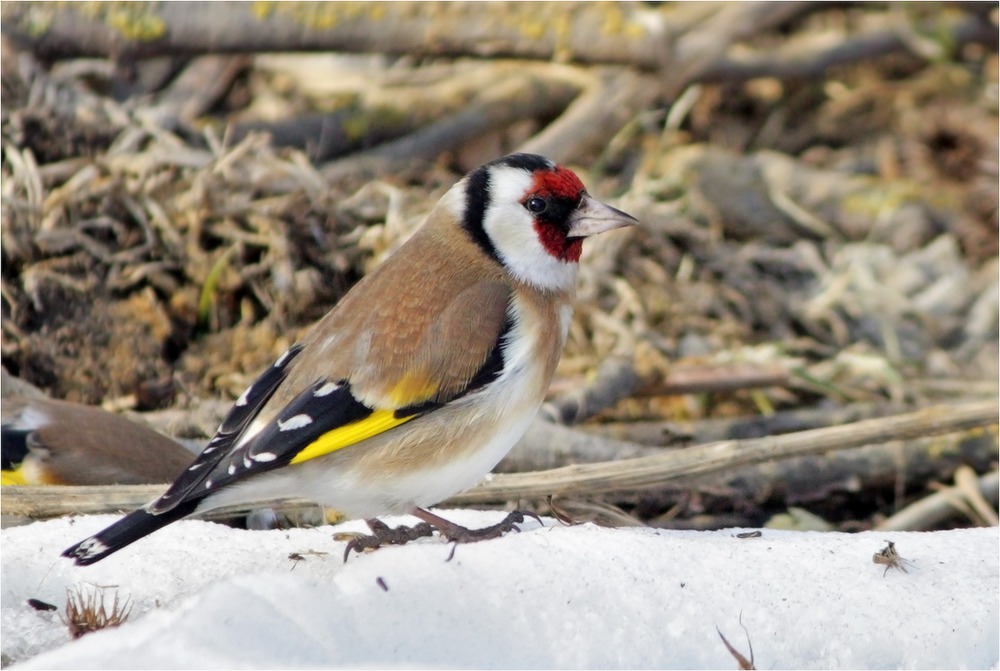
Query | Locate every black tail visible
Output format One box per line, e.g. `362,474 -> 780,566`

62,500 -> 199,566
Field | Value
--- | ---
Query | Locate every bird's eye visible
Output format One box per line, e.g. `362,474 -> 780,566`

525,197 -> 547,214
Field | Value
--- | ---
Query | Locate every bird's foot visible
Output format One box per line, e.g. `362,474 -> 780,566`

413,508 -> 542,560
342,519 -> 434,561
341,510 -> 541,561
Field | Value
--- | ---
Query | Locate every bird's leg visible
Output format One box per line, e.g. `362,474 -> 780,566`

412,508 -> 542,544
342,518 -> 434,561
341,509 -> 542,561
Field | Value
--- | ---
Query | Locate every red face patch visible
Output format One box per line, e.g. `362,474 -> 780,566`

530,165 -> 585,200
534,221 -> 583,262
526,165 -> 587,263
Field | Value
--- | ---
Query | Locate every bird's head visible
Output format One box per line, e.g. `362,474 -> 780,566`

444,153 -> 638,291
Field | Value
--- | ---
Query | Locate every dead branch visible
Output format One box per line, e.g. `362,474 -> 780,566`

877,468 -> 1000,531
697,12 -> 998,85
322,70 -> 582,181
228,61 -> 564,162
649,363 -> 791,397
5,1 -> 879,118
542,347 -> 786,427
2,399 -> 994,524
143,55 -> 252,129
589,402 -> 907,446
456,399 -> 997,504
660,1 -> 813,98
517,68 -> 661,166
541,345 -> 668,425
683,427 -> 999,509
499,417 -> 661,474
1,2 -> 816,67
228,106 -> 432,166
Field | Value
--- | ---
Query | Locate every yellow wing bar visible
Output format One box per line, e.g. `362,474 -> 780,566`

290,409 -> 415,465
1,468 -> 28,485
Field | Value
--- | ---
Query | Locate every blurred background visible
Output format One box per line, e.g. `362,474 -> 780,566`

1,2 -> 997,533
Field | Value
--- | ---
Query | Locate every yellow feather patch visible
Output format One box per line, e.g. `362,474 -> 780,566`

389,372 -> 439,407
1,468 -> 29,486
289,409 -> 415,465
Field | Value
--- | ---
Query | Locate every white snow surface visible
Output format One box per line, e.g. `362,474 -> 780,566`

2,510 -> 997,669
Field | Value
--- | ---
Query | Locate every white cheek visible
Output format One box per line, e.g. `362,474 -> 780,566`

483,169 -> 578,291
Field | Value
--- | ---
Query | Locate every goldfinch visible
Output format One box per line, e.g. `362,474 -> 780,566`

2,396 -> 193,486
63,153 -> 637,565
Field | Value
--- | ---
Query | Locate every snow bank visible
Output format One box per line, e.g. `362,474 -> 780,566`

2,511 -> 997,669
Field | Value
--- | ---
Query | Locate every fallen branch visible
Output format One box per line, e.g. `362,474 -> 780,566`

228,61 -> 561,162
542,355 -> 786,426
322,70 -> 582,181
456,399 -> 998,503
681,427 -> 998,509
660,1 -> 812,98
877,468 -> 1000,531
588,402 -> 907,445
540,345 -> 668,425
499,418 -> 661,474
696,11 -> 997,86
1,2 -> 815,67
2,399 -> 994,524
143,55 -> 252,129
517,68 -> 661,166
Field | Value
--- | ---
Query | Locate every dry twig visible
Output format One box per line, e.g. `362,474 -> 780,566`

877,468 -> 1000,532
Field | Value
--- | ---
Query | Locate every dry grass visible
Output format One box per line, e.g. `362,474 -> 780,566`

63,586 -> 133,639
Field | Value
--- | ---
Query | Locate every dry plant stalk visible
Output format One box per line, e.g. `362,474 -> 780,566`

716,618 -> 755,670
63,586 -> 132,639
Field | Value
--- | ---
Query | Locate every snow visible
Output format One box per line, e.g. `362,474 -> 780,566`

2,510 -> 998,669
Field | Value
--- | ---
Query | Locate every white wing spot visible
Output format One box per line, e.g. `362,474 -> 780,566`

187,462 -> 204,471
235,384 -> 253,406
274,348 -> 294,368
314,381 -> 339,397
227,463 -> 236,475
204,479 -> 214,489
252,452 -> 277,463
244,456 -> 252,469
278,414 -> 313,431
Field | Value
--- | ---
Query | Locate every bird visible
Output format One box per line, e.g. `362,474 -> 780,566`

63,152 -> 637,566
2,396 -> 195,486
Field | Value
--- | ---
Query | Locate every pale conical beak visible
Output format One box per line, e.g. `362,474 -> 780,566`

567,196 -> 639,238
